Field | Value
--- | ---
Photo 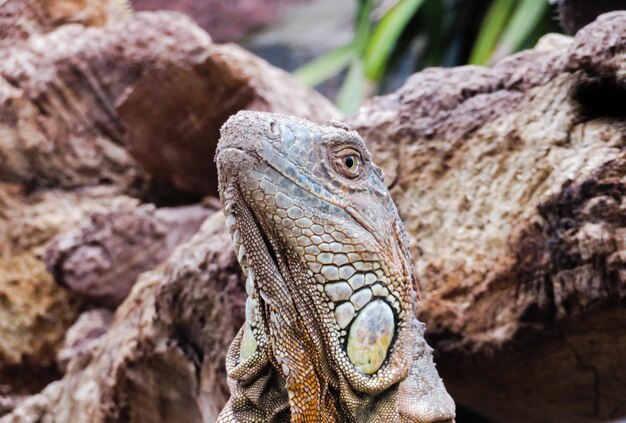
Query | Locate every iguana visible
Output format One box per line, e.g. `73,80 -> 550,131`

215,111 -> 455,422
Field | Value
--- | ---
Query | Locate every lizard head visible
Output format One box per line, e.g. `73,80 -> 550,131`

216,111 -> 419,397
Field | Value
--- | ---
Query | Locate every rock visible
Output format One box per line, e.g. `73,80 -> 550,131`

45,201 -> 212,307
556,0 -> 626,35
0,185 -> 130,256
1,213 -> 246,423
0,184 -> 126,396
347,11 -> 626,423
0,254 -> 78,392
0,184 -> 135,406
118,41 -> 340,197
534,33 -> 573,52
56,309 -> 114,370
130,0 -> 311,43
0,0 -> 131,47
0,8 -> 338,199
0,12 -> 203,195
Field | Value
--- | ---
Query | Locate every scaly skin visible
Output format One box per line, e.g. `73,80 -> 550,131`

215,111 -> 455,422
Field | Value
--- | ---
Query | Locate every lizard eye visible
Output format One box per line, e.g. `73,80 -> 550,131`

333,149 -> 363,179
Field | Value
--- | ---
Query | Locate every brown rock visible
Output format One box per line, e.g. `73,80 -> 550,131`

0,8 -> 337,198
118,41 -> 340,197
557,0 -> 626,35
0,185 -> 129,257
1,213 -> 245,423
0,0 -> 131,45
130,0 -> 309,43
45,201 -> 213,307
56,309 -> 114,370
0,254 -> 78,393
347,11 -> 626,423
0,184 -> 130,400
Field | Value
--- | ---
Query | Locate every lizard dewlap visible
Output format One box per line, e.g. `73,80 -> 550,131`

347,299 -> 395,375
215,111 -> 455,422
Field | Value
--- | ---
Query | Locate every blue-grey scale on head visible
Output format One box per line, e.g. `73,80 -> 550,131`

215,111 -> 455,422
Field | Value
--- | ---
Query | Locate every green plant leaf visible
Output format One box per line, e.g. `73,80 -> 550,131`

491,0 -> 549,62
364,0 -> 426,80
294,43 -> 358,86
336,60 -> 368,114
468,0 -> 516,65
355,0 -> 376,52
292,0 -> 374,88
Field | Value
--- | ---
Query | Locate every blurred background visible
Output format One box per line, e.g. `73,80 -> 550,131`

131,0 -> 570,113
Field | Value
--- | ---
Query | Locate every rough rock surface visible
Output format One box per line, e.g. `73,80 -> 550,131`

56,308 -> 114,370
0,9 -> 338,197
45,201 -> 212,307
0,254 -> 78,390
347,11 -> 626,423
0,184 -> 127,399
1,185 -> 133,257
1,213 -> 245,423
0,0 -> 131,47
118,41 -> 340,197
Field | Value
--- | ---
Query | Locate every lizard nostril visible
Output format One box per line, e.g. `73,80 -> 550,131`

266,120 -> 282,139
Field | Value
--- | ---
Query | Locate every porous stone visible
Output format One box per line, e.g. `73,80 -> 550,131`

0,254 -> 79,370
